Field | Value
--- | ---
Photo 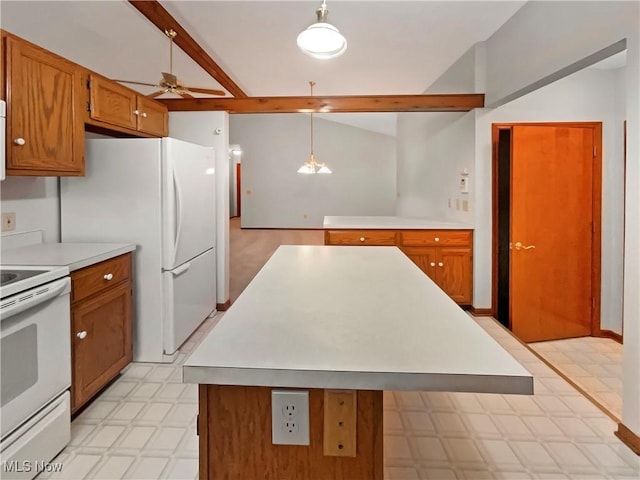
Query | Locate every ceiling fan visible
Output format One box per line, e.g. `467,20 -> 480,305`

114,29 -> 226,99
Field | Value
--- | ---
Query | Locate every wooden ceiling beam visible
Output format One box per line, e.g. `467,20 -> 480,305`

158,94 -> 485,113
128,0 -> 247,98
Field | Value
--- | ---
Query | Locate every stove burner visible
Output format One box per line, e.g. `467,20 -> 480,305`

0,269 -> 49,287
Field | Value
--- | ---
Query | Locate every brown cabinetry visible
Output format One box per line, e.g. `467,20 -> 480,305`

87,74 -> 168,137
325,228 -> 473,304
325,230 -> 397,246
70,253 -> 133,412
400,230 -> 473,304
3,34 -> 84,176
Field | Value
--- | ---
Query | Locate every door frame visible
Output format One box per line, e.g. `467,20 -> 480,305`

491,122 -> 603,336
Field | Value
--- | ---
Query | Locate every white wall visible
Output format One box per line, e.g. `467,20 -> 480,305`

396,43 -> 485,220
230,114 -> 396,228
169,112 -> 230,305
0,177 -> 59,242
483,1 -> 636,107
396,112 -> 475,224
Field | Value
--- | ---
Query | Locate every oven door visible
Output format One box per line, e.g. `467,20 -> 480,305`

1,277 -> 71,438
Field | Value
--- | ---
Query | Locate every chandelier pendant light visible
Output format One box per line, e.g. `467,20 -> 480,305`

297,0 -> 347,59
298,81 -> 332,175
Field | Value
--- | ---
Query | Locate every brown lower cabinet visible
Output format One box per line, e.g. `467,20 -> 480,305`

325,228 -> 473,304
400,246 -> 472,304
70,253 -> 133,413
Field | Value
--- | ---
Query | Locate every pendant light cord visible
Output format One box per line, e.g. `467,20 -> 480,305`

309,81 -> 315,158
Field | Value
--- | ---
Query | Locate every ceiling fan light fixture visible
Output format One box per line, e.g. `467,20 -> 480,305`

297,1 -> 347,59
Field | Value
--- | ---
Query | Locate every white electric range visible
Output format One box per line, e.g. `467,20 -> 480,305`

0,265 -> 71,479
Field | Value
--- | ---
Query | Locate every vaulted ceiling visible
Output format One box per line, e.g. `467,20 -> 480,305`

0,1 -> 526,98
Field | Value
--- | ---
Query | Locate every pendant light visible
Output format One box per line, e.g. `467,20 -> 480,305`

297,0 -> 347,60
298,81 -> 332,175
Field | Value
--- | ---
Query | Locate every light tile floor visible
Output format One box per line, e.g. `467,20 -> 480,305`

42,315 -> 639,480
528,337 -> 623,421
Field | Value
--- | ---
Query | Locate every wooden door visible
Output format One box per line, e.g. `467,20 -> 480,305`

511,125 -> 595,342
6,36 -> 84,175
236,163 -> 242,217
437,247 -> 472,304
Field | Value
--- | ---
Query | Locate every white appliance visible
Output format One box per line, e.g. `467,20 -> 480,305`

1,99 -> 6,180
61,138 -> 217,363
0,266 -> 71,480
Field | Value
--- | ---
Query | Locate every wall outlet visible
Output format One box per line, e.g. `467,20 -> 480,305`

271,390 -> 310,445
1,212 -> 16,232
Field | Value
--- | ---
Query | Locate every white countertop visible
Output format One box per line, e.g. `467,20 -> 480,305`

323,216 -> 473,229
1,242 -> 136,271
184,246 -> 532,394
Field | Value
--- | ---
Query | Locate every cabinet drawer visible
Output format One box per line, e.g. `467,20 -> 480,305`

71,253 -> 131,303
400,230 -> 472,247
326,230 -> 397,246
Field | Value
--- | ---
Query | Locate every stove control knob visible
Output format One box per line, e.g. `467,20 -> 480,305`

77,331 -> 87,340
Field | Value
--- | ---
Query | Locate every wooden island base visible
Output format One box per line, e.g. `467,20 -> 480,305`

198,385 -> 383,480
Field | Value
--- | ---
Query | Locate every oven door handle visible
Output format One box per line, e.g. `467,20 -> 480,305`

1,277 -> 70,321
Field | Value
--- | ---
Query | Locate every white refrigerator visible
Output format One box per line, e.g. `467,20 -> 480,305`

61,138 -> 217,363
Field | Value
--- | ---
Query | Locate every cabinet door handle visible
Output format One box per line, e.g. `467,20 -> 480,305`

438,262 -> 444,267
76,331 -> 87,340
430,262 -> 435,267
103,273 -> 114,280
359,237 -> 365,242
13,138 -> 26,146
434,237 -> 440,242
141,112 -> 148,118
133,110 -> 140,116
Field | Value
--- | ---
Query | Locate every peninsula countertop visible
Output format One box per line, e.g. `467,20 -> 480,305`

184,246 -> 532,394
323,215 -> 473,230
1,242 -> 136,271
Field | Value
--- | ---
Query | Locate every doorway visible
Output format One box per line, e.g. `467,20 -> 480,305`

492,122 -> 602,343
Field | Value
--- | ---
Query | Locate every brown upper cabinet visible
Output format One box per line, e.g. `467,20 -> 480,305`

4,34 -> 85,176
87,74 -> 168,137
2,31 -> 168,177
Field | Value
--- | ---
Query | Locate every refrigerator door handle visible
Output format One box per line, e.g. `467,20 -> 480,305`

173,163 -> 183,265
171,262 -> 191,277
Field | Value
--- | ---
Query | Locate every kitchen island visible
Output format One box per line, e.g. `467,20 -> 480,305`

184,246 -> 532,479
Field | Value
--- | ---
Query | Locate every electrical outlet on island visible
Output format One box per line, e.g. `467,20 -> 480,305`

271,390 -> 310,445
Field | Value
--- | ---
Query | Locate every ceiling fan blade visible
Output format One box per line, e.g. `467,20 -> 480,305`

185,87 -> 226,96
146,90 -> 166,98
114,79 -> 161,88
179,92 -> 195,99
161,72 -> 179,87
